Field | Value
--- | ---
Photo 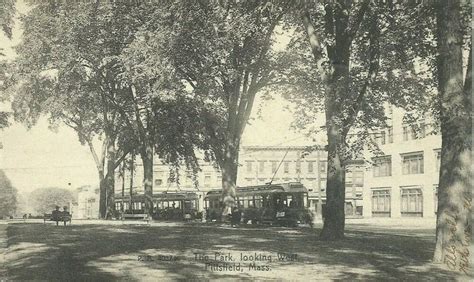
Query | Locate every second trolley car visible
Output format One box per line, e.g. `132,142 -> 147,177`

204,182 -> 313,227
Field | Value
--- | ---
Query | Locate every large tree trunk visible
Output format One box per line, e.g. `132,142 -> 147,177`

320,36 -> 351,240
99,171 -> 107,218
301,2 -> 353,240
320,118 -> 347,240
129,155 -> 134,212
141,142 -> 154,216
433,0 -> 472,273
220,137 -> 240,217
104,140 -> 116,219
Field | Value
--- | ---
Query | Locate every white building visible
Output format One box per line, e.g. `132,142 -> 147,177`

72,185 -> 99,219
362,105 -> 441,218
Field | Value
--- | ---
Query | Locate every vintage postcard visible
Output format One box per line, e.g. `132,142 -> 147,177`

0,0 -> 472,281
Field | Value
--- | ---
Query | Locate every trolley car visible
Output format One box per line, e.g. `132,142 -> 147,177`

204,182 -> 313,227
115,192 -> 201,220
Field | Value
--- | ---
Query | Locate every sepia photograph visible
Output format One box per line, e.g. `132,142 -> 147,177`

0,0 -> 472,280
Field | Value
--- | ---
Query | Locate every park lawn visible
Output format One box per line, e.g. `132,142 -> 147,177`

3,222 -> 469,281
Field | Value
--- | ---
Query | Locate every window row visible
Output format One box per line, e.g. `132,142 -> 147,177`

377,122 -> 435,145
371,187 -> 425,217
373,151 -> 441,177
154,174 -> 222,188
245,160 -> 328,174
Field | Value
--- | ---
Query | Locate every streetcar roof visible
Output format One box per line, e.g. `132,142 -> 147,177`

116,192 -> 199,201
205,182 -> 307,197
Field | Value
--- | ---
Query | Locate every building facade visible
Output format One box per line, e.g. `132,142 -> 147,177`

72,185 -> 100,219
78,146 -> 367,219
239,146 -> 364,217
362,106 -> 441,218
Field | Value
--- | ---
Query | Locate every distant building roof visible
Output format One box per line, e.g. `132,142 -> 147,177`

242,145 -> 326,151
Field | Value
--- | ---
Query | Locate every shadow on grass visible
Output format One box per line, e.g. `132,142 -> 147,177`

4,222 -> 467,281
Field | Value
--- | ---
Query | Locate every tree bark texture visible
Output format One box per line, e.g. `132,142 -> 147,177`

319,2 -> 352,240
433,0 -> 472,274
99,170 -> 106,218
220,136 -> 240,217
104,140 -> 116,219
141,142 -> 154,216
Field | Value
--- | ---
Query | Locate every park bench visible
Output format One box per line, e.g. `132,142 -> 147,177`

44,212 -> 72,226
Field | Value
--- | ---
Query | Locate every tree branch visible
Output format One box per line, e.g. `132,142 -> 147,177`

347,0 -> 370,41
463,42 -> 472,102
343,8 -> 379,137
301,11 -> 328,75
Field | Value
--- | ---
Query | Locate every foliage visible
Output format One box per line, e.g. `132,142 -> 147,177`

280,2 -> 435,162
0,169 -> 17,217
0,0 -> 16,129
0,0 -> 15,39
138,1 -> 291,206
29,187 -> 73,215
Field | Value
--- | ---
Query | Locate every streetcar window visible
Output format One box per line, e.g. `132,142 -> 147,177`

243,197 -> 249,208
248,196 -> 255,207
255,195 -> 262,208
184,200 -> 194,210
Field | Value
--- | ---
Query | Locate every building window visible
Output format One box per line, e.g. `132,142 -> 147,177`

271,161 -> 277,173
308,161 -> 314,173
402,153 -> 424,175
353,171 -> 364,186
435,150 -> 441,171
403,126 -> 409,141
401,187 -> 423,216
246,161 -> 253,173
155,179 -> 163,186
388,127 -> 393,143
204,175 -> 211,187
258,161 -> 265,173
372,189 -> 391,216
320,179 -> 326,191
373,156 -> 392,177
284,161 -> 290,173
320,161 -> 327,174
380,131 -> 386,145
296,160 -> 301,173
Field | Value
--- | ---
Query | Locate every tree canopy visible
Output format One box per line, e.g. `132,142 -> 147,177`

0,169 -> 17,218
29,187 -> 73,215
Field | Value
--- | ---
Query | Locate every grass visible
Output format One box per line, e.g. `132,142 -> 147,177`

3,221 -> 471,281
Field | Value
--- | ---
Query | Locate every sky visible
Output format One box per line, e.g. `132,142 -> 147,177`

0,1 -> 323,195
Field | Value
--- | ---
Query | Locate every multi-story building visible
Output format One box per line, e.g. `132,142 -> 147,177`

72,185 -> 100,219
238,146 -> 364,217
362,105 -> 441,218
